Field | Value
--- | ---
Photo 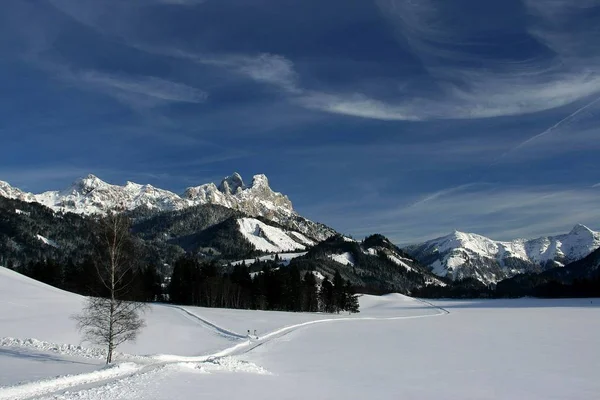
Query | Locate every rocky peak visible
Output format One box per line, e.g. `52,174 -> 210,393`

67,174 -> 109,195
250,174 -> 269,189
218,172 -> 245,195
569,224 -> 593,236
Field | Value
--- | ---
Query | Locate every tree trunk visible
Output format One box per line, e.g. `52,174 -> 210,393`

107,296 -> 115,364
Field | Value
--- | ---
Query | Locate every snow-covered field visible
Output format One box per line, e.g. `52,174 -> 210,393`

1,266 -> 599,400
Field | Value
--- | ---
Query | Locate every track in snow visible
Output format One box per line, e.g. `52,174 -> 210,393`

166,305 -> 248,340
0,298 -> 448,400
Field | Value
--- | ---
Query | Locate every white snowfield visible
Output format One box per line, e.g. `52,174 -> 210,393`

236,218 -> 313,253
1,266 -> 599,400
328,252 -> 355,266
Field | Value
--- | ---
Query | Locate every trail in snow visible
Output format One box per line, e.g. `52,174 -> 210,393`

166,306 -> 247,341
0,297 -> 448,400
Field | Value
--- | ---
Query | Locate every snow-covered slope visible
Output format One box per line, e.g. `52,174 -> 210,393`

0,181 -> 36,203
236,218 -> 314,253
328,252 -> 355,266
406,225 -> 600,284
2,266 -> 599,400
0,173 -> 336,241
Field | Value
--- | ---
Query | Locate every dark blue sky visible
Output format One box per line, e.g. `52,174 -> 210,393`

1,0 -> 599,244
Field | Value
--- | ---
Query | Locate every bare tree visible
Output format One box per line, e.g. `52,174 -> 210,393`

73,212 -> 146,364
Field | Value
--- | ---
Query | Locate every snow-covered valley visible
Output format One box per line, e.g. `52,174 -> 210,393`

1,266 -> 599,399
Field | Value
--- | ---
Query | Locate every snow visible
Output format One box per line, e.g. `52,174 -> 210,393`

286,231 -> 315,246
236,218 -> 308,253
0,173 -> 298,222
230,252 -> 306,267
311,271 -> 326,280
363,248 -> 377,255
328,252 -> 355,266
36,234 -> 59,248
426,227 -> 600,265
185,173 -> 295,219
1,266 -> 600,400
0,363 -> 140,400
386,254 -> 413,271
413,225 -> 600,284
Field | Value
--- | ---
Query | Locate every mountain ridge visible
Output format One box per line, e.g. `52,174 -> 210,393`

0,173 -> 335,242
405,225 -> 600,285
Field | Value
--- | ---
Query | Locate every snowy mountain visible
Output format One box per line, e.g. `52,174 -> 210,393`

35,175 -> 188,214
183,173 -> 293,221
293,234 -> 446,293
496,246 -> 600,297
0,180 -> 36,203
405,225 -> 600,284
0,173 -> 335,241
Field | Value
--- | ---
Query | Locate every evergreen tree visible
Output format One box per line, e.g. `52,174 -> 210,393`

319,277 -> 334,313
302,272 -> 319,312
344,281 -> 360,313
332,270 -> 345,313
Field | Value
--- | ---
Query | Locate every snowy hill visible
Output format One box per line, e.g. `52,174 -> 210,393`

2,266 -> 599,400
0,173 -> 336,241
405,225 -> 600,284
291,234 -> 446,293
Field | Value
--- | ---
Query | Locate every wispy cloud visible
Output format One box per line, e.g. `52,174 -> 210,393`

525,0 -> 600,59
196,53 -> 600,121
199,53 -> 300,94
297,92 -> 421,121
53,67 -> 208,109
43,0 -> 600,121
406,183 -> 489,208
354,0 -> 600,120
492,98 -> 600,164
77,70 -> 206,103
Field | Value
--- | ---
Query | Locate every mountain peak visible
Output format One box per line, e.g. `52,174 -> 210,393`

570,224 -> 593,235
408,225 -> 600,285
218,172 -> 245,195
74,174 -> 105,187
67,174 -> 109,194
250,174 -> 269,189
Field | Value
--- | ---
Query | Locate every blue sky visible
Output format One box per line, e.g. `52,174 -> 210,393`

1,0 -> 599,244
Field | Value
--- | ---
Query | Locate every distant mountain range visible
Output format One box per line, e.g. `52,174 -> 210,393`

0,173 -> 335,242
0,173 -> 443,293
1,173 -> 599,289
495,246 -> 600,297
405,225 -> 600,285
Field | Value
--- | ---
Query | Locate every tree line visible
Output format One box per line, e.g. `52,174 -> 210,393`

169,257 -> 359,313
15,256 -> 163,302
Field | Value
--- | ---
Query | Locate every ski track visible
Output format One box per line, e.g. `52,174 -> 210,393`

0,298 -> 449,400
165,305 -> 248,340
